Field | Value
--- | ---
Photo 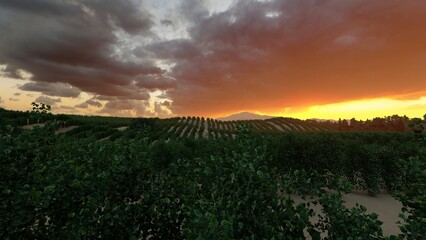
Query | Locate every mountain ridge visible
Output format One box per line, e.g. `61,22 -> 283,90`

217,112 -> 276,121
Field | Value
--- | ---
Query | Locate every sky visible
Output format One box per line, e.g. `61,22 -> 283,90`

1,0 -> 426,120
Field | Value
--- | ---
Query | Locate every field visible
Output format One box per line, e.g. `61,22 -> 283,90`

1,108 -> 425,239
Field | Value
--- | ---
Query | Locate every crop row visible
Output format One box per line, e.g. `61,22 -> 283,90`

1,120 -> 425,238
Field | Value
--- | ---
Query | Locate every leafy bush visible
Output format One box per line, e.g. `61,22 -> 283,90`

1,110 -> 425,239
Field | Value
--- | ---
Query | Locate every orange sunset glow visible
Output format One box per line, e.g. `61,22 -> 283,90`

1,0 -> 426,120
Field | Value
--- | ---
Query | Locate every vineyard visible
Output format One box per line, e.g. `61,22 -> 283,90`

0,107 -> 411,143
1,107 -> 425,239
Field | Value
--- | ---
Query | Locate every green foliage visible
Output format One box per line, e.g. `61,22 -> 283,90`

316,192 -> 384,239
266,132 -> 419,194
1,108 -> 426,239
396,114 -> 426,239
408,116 -> 425,134
176,126 -> 312,239
129,117 -> 158,130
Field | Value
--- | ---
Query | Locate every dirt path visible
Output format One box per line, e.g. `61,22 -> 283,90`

98,136 -> 111,141
180,126 -> 189,138
281,120 -> 298,131
267,122 -> 285,132
116,126 -> 128,131
186,118 -> 192,125
22,123 -> 45,129
202,121 -> 209,139
295,123 -> 306,131
275,120 -> 292,131
167,126 -> 175,133
195,122 -> 202,139
55,126 -> 78,134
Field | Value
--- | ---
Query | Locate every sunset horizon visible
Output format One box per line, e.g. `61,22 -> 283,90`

1,0 -> 426,120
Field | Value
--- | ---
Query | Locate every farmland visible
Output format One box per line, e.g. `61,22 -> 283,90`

1,108 -> 425,239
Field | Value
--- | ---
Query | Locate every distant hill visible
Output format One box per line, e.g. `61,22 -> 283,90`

217,112 -> 276,121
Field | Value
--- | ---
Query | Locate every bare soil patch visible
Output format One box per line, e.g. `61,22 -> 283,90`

116,126 -> 128,131
22,123 -> 45,129
267,122 -> 285,132
55,126 -> 78,134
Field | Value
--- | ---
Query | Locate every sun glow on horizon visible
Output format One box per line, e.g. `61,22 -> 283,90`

270,97 -> 426,120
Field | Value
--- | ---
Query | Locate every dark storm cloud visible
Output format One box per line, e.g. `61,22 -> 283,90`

75,103 -> 89,109
146,0 -> 426,116
92,87 -> 150,101
75,99 -> 102,109
3,0 -> 426,117
161,101 -> 171,107
85,99 -> 102,107
178,0 -> 209,22
160,19 -> 173,26
19,82 -> 81,98
35,95 -> 61,106
1,65 -> 27,79
98,98 -> 153,117
104,99 -> 138,110
144,39 -> 201,60
0,0 -> 161,100
135,74 -> 176,90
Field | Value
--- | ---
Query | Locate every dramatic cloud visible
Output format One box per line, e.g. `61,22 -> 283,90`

97,98 -> 172,117
2,0 -> 426,118
75,99 -> 102,109
85,99 -> 103,108
75,103 -> 89,109
98,99 -> 151,117
19,82 -> 81,98
160,19 -> 173,26
35,95 -> 61,106
0,0 -> 161,102
146,0 -> 426,116
135,74 -> 177,90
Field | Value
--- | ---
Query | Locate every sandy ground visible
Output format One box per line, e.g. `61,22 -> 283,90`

179,126 -> 189,138
55,126 -> 78,134
216,132 -> 221,139
277,120 -> 293,130
202,121 -> 209,139
167,126 -> 175,133
22,123 -> 45,129
296,123 -> 306,131
342,191 -> 403,236
267,122 -> 285,132
116,126 -> 128,131
276,120 -> 292,131
290,191 -> 402,238
98,136 -> 111,141
195,122 -> 202,139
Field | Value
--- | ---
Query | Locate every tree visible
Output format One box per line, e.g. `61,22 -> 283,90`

30,102 -> 52,124
31,102 -> 51,114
